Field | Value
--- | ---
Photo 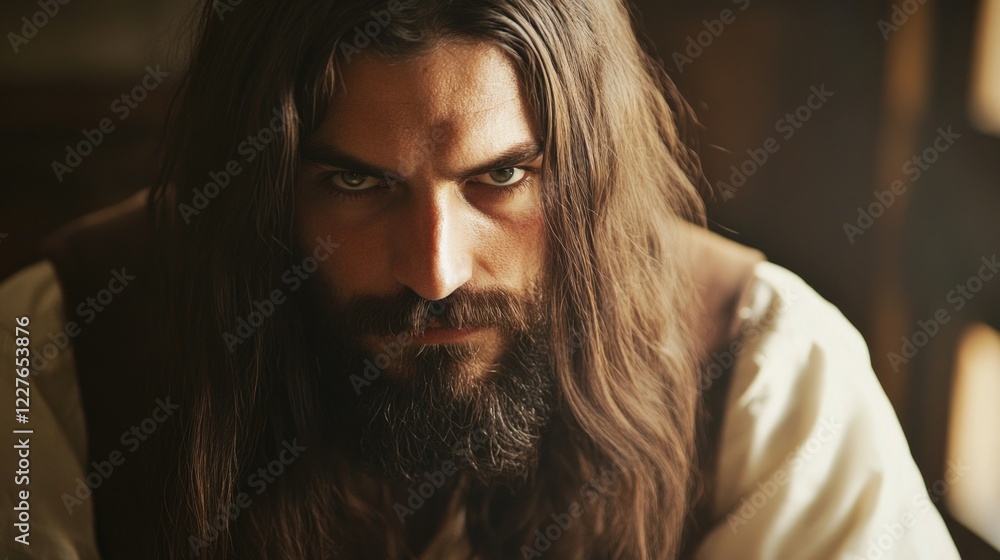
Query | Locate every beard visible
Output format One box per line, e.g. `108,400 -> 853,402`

300,276 -> 555,485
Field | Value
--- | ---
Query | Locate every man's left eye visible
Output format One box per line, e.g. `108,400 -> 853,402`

474,167 -> 527,187
329,171 -> 383,191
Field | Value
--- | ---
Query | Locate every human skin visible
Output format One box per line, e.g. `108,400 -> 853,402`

295,41 -> 547,379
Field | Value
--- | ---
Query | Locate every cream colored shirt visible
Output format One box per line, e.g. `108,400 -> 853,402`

0,260 -> 960,559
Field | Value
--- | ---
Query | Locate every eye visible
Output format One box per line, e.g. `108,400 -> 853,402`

329,171 -> 383,192
473,167 -> 527,187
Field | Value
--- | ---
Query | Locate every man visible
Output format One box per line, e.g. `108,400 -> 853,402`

1,0 -> 960,558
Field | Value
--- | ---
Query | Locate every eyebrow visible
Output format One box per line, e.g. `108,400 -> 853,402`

300,139 -> 543,181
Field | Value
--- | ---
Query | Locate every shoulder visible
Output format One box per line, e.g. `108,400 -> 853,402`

1,259 -> 62,317
0,260 -> 77,388
693,261 -> 960,559
0,261 -> 101,557
719,261 -> 887,455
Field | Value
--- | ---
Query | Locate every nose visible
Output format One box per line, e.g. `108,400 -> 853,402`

390,186 -> 473,301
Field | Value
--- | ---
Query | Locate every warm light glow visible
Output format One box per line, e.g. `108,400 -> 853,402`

945,322 -> 1000,550
970,0 -> 1000,135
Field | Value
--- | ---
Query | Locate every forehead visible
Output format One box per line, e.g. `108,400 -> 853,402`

316,41 -> 537,162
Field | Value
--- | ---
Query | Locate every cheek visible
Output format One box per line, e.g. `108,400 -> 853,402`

296,205 -> 388,300
484,204 -> 547,286
323,240 -> 387,296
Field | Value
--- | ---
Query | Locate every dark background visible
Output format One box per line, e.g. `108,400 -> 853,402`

1,0 -> 997,556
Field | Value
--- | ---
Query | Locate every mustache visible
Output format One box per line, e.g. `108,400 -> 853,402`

338,286 -> 539,338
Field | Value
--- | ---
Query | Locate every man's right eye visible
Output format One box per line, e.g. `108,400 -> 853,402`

328,171 -> 383,193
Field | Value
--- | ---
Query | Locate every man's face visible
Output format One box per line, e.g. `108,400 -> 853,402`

294,41 -> 553,481
297,40 -> 546,380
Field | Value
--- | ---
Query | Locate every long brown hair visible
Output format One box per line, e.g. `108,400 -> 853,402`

152,0 -> 708,557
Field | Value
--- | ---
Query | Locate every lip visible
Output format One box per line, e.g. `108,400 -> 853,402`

409,326 -> 486,344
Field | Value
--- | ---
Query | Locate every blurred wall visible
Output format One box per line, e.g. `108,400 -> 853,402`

0,0 -> 196,279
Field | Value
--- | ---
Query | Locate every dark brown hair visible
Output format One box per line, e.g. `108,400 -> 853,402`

153,0 -> 707,557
